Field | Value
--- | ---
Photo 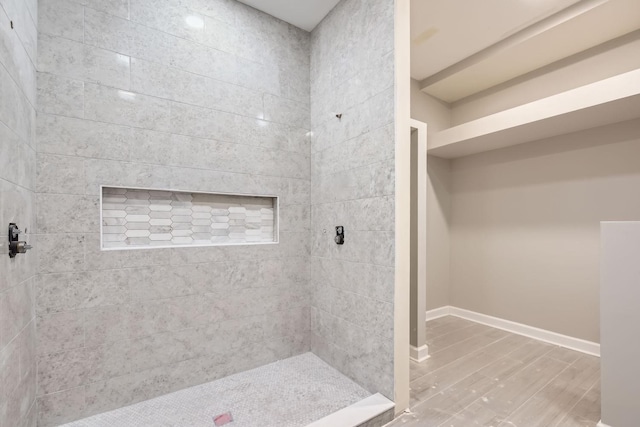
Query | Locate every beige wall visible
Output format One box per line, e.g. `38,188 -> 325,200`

452,30 -> 640,125
450,119 -> 640,343
411,79 -> 452,311
413,29 -> 640,342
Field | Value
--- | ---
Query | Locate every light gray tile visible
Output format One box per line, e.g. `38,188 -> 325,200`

128,264 -> 202,301
38,0 -> 84,42
404,373 -> 498,427
129,128 -> 308,179
332,288 -> 393,341
427,323 -> 492,353
38,34 -> 130,90
36,234 -> 85,274
311,87 -> 394,153
235,56 -> 281,95
439,402 -> 505,427
37,348 -> 94,395
169,36 -> 238,84
1,0 -> 37,63
84,304 -> 134,347
202,15 -> 240,54
480,356 -> 570,417
235,115 -> 311,154
37,311 -> 84,355
84,84 -> 170,131
24,0 -> 37,23
258,257 -> 309,287
312,123 -> 394,179
558,380 -> 601,426
504,356 -> 600,427
0,59 -> 34,144
508,339 -> 554,364
278,204 -> 310,231
0,331 -> 22,397
410,327 -> 509,382
84,8 -> 172,65
0,278 -> 34,350
36,270 -> 130,314
84,232 -> 172,270
130,0 -> 204,42
168,101 -> 237,141
130,58 -> 263,118
37,73 -> 84,118
181,0 -> 238,24
36,154 -> 85,195
0,121 -> 36,189
83,159 -> 172,196
126,329 -> 198,374
0,0 -> 37,105
311,159 -> 394,204
36,193 -> 98,234
37,114 -> 132,161
37,387 -> 85,427
264,93 -> 310,129
80,0 -> 129,19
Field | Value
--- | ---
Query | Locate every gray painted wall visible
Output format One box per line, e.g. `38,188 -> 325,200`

0,0 -> 38,425
34,0 -> 311,425
450,119 -> 640,343
601,221 -> 640,427
309,0 -> 396,399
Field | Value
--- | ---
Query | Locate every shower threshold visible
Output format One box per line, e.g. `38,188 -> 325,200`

59,352 -> 394,427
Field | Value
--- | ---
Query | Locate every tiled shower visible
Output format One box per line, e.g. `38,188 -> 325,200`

0,0 -> 396,425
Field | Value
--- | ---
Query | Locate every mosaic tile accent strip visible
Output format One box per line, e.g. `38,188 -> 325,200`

101,187 -> 277,249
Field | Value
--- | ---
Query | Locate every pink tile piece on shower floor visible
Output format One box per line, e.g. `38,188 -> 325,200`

213,412 -> 233,426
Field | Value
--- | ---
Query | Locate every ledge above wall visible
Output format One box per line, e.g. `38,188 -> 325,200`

427,68 -> 640,159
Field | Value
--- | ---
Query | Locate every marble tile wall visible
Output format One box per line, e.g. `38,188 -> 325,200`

35,0 -> 311,425
101,188 -> 276,248
0,0 -> 38,426
309,0 -> 396,400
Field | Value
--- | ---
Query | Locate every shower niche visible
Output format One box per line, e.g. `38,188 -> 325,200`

100,186 -> 278,250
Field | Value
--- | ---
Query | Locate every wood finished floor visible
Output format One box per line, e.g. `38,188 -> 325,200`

388,316 -> 601,427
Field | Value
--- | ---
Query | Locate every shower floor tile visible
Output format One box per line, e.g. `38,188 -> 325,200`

60,353 -> 371,427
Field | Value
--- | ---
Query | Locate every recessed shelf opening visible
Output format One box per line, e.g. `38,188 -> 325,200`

100,186 -> 278,250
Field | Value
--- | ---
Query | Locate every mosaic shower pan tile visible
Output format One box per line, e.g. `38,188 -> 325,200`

100,186 -> 278,250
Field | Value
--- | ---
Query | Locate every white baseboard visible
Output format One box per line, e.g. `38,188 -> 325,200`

425,306 -> 600,357
597,421 -> 611,427
410,345 -> 429,362
424,306 -> 451,321
306,393 -> 394,427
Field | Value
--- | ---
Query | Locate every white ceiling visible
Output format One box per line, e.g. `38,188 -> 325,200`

237,0 -> 341,31
410,0 -> 583,81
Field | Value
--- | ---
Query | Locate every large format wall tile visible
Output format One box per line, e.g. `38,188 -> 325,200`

36,72 -> 84,118
309,0 -> 396,400
38,0 -> 83,41
0,0 -> 37,425
38,34 -> 131,91
35,0 -> 312,423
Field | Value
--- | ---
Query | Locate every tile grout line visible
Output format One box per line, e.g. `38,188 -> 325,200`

37,110 -> 311,156
42,10 -> 311,107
